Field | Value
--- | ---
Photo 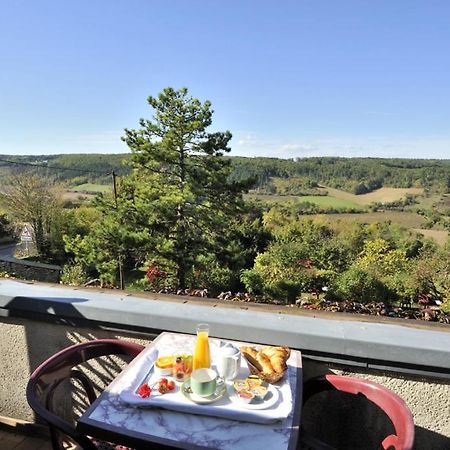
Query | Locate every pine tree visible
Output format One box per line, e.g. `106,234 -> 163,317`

119,87 -> 248,288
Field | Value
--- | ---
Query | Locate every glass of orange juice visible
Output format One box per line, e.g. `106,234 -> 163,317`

193,323 -> 211,370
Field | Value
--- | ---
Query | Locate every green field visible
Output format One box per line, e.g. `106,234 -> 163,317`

70,183 -> 111,193
247,191 -> 448,244
309,211 -> 426,229
245,193 -> 361,209
309,212 -> 448,244
319,186 -> 424,205
412,229 -> 449,245
246,186 -> 427,209
408,193 -> 450,213
292,195 -> 360,208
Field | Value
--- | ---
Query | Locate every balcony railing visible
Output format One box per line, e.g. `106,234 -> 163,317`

0,278 -> 449,449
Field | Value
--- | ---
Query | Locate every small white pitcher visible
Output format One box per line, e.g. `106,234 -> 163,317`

216,343 -> 241,380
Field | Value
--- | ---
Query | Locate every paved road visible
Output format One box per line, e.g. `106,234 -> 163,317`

0,243 -> 17,257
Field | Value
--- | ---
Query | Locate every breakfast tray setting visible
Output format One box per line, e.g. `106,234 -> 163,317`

79,332 -> 303,450
116,343 -> 298,424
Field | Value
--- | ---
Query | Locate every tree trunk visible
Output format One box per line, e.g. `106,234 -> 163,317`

33,218 -> 45,255
177,258 -> 187,290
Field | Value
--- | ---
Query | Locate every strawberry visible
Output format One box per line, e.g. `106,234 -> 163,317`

138,383 -> 152,398
167,380 -> 175,391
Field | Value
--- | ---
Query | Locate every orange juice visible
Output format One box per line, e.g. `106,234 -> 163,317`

193,325 -> 211,370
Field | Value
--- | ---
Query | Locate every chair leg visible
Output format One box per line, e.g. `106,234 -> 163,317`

49,426 -> 64,450
71,369 -> 97,404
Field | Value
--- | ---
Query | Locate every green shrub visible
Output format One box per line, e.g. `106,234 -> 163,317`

190,255 -> 235,297
332,266 -> 391,303
60,263 -> 88,286
240,269 -> 264,295
412,246 -> 450,307
267,280 -> 303,303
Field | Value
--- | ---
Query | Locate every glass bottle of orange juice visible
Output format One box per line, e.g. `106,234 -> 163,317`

193,323 -> 211,370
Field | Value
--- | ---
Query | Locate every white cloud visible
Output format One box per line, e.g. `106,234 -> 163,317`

2,128 -> 449,159
236,133 -> 261,147
0,130 -> 129,155
230,134 -> 450,159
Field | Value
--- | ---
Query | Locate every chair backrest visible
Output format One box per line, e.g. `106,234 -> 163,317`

303,374 -> 415,450
26,339 -> 145,450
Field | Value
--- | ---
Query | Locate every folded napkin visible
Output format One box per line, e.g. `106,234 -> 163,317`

116,347 -> 294,425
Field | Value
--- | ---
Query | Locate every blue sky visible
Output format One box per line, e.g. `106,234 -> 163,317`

1,0 -> 449,158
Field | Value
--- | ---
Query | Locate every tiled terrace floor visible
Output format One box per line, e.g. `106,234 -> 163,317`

0,428 -> 51,450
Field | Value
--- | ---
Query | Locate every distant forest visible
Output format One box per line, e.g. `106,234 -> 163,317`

0,154 -> 449,195
229,156 -> 450,195
0,154 -> 129,185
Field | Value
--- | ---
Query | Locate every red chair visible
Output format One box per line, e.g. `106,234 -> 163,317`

301,374 -> 414,450
26,339 -> 145,450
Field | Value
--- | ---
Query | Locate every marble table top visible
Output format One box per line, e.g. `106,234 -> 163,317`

77,332 -> 303,450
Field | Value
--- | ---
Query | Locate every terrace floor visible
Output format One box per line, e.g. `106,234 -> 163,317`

0,427 -> 51,450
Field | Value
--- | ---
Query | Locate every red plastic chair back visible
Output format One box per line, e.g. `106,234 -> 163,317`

303,374 -> 415,450
26,339 -> 144,450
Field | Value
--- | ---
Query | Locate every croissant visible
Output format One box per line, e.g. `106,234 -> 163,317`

256,353 -> 276,374
270,355 -> 287,374
260,346 -> 289,359
241,345 -> 290,381
241,346 -> 258,359
240,346 -> 262,371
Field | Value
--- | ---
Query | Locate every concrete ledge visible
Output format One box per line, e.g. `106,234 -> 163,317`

0,278 -> 449,378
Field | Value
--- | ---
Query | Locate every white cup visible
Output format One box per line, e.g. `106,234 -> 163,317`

216,343 -> 240,380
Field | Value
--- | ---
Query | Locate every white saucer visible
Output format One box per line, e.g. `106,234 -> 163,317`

181,379 -> 227,405
227,383 -> 280,410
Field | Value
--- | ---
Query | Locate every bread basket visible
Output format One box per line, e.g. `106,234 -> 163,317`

241,347 -> 291,384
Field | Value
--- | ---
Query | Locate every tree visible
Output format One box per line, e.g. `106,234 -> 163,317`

64,203 -> 150,286
122,87 -> 249,288
69,87 -> 248,288
0,175 -> 63,255
0,214 -> 13,239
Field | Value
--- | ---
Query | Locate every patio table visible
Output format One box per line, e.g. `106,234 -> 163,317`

77,332 -> 303,450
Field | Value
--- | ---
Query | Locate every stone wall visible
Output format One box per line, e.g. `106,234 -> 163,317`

0,257 -> 61,283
